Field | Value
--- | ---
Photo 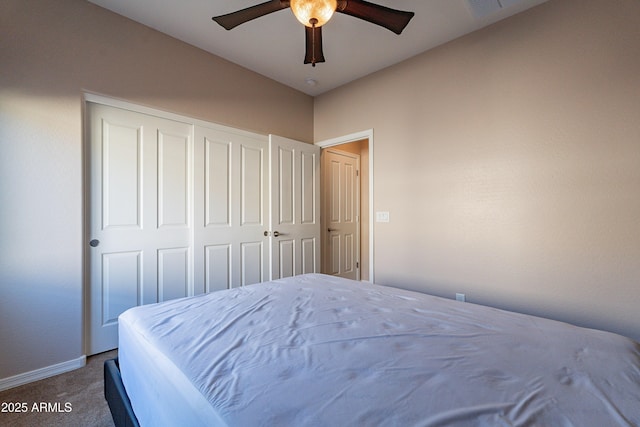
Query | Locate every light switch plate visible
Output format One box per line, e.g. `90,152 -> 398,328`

376,211 -> 390,223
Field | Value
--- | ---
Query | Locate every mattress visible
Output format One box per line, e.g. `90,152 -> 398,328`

119,273 -> 640,426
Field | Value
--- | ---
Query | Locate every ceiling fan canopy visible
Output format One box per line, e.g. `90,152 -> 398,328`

212,0 -> 415,66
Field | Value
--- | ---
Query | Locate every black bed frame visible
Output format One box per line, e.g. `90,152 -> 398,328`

104,358 -> 140,427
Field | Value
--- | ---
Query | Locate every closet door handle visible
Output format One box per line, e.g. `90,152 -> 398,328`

89,239 -> 100,247
328,228 -> 338,232
265,231 -> 286,237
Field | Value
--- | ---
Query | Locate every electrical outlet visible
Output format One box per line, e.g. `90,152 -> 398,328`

456,293 -> 466,302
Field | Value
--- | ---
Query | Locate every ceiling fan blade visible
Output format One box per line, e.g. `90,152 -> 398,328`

337,0 -> 414,35
213,0 -> 289,30
304,25 -> 325,66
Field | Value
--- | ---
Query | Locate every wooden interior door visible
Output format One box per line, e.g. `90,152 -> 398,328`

268,135 -> 321,279
322,148 -> 360,280
87,102 -> 193,354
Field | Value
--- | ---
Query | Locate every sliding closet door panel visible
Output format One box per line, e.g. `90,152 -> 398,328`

87,102 -> 193,355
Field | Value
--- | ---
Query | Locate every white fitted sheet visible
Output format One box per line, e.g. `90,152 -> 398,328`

119,273 -> 640,426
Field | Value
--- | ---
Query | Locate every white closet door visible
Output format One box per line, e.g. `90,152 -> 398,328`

87,100 -> 308,354
87,103 -> 193,355
269,135 -> 321,279
194,127 -> 269,293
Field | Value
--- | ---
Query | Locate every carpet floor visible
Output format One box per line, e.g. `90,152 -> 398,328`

0,350 -> 117,427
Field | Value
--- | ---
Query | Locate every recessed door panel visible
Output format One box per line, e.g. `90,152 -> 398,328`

158,247 -> 189,301
301,237 -> 316,274
301,151 -> 317,224
102,121 -> 141,229
329,234 -> 340,275
278,239 -> 295,278
158,132 -> 189,228
344,163 -> 355,222
241,145 -> 264,226
278,147 -> 295,225
102,251 -> 141,325
205,244 -> 231,292
344,234 -> 354,273
329,160 -> 340,223
241,241 -> 263,286
205,138 -> 231,227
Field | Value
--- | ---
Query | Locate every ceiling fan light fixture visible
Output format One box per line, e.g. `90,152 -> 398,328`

290,0 -> 337,27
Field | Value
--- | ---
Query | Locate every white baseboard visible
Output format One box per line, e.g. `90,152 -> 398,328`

0,356 -> 86,392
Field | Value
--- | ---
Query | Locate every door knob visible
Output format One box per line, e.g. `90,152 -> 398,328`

328,228 -> 338,232
89,239 -> 100,247
273,231 -> 282,237
264,231 -> 271,236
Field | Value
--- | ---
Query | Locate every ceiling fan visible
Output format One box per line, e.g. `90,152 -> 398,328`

212,0 -> 415,66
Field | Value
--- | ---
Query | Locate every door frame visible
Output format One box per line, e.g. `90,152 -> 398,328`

315,129 -> 374,283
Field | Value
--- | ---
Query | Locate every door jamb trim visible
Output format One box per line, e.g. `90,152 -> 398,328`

315,130 -> 374,283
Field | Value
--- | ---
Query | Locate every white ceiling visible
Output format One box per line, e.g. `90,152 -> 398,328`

87,0 -> 549,96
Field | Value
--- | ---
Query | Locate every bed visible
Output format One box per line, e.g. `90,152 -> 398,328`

106,273 -> 640,426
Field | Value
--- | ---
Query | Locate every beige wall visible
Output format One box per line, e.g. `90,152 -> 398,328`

2,0 -> 638,386
315,0 -> 640,341
0,0 -> 312,380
